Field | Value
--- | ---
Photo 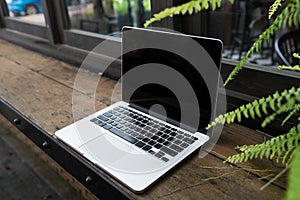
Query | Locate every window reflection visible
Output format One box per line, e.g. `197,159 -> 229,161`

67,0 -> 151,34
5,0 -> 45,25
217,0 -> 277,66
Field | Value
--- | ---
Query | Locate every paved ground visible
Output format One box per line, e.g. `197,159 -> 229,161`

0,116 -> 84,200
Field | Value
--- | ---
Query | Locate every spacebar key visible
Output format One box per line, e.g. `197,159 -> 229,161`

110,128 -> 138,144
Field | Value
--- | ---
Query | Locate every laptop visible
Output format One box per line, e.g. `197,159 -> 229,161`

55,27 -> 223,193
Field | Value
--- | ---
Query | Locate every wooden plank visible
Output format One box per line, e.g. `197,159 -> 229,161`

0,40 -> 285,199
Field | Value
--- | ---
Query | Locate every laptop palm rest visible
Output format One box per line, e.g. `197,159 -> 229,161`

79,134 -> 163,173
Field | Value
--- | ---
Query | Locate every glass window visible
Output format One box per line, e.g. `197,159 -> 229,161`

207,0 -> 278,66
67,0 -> 151,34
5,0 -> 46,26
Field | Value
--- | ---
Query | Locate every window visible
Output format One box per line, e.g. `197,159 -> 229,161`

66,0 -> 151,34
5,0 -> 46,25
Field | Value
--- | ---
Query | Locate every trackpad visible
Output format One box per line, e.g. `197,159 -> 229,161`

79,134 -> 134,165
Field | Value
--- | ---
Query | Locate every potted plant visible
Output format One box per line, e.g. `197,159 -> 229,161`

145,0 -> 300,199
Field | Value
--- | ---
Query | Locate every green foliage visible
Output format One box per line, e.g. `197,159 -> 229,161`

144,0 -> 223,27
278,53 -> 300,71
285,148 -> 300,200
294,53 -> 300,59
268,0 -> 283,19
226,124 -> 300,165
281,104 -> 300,126
206,86 -> 300,130
224,0 -> 300,85
278,65 -> 300,71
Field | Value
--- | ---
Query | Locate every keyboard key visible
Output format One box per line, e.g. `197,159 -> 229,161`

136,134 -> 144,140
154,143 -> 162,149
149,128 -> 157,133
110,128 -> 138,144
183,137 -> 194,144
131,132 -> 138,137
120,127 -> 127,131
148,150 -> 155,155
135,141 -> 146,148
161,157 -> 169,162
169,144 -> 184,152
139,123 -> 146,127
145,132 -> 153,138
163,141 -> 170,146
148,140 -> 156,146
156,131 -> 163,136
125,129 -> 133,134
103,112 -> 113,118
180,142 -> 189,148
167,136 -> 174,141
151,135 -> 159,140
161,146 -> 178,157
103,125 -> 112,130
157,138 -> 165,143
176,135 -> 184,139
110,116 -> 117,120
164,129 -> 171,134
116,124 -> 123,129
142,138 -> 150,143
170,131 -> 177,136
134,127 -> 142,132
155,151 -> 165,158
173,139 -> 182,145
119,120 -> 126,124
90,118 -> 98,122
106,120 -> 114,124
142,145 -> 152,151
98,115 -> 108,121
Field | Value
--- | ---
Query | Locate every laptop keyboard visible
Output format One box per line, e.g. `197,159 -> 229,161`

90,106 -> 198,162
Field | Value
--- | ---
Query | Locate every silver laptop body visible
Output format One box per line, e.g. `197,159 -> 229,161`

55,27 -> 223,192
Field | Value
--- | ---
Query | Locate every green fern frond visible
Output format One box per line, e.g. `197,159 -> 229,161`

225,124 -> 300,165
144,0 -> 223,27
269,0 -> 283,19
224,1 -> 300,85
278,65 -> 300,71
282,104 -> 300,126
206,86 -> 300,130
285,148 -> 300,200
293,52 -> 300,59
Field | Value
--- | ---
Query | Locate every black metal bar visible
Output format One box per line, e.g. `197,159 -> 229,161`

41,0 -> 66,44
0,0 -> 9,27
0,0 -> 9,16
0,98 -> 133,200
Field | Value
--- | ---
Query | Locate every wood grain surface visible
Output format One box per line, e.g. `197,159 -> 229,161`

0,40 -> 285,199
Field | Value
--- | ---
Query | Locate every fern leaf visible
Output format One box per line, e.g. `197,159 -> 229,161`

144,0 -> 223,27
268,0 -> 283,19
285,148 -> 300,200
282,104 -> 300,126
294,53 -> 300,59
207,86 -> 300,130
278,65 -> 300,71
225,124 -> 300,165
224,1 -> 300,85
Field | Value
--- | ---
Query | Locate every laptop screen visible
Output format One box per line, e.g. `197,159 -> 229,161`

122,27 -> 222,132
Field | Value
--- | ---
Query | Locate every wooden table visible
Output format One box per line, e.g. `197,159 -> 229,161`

0,40 -> 285,199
